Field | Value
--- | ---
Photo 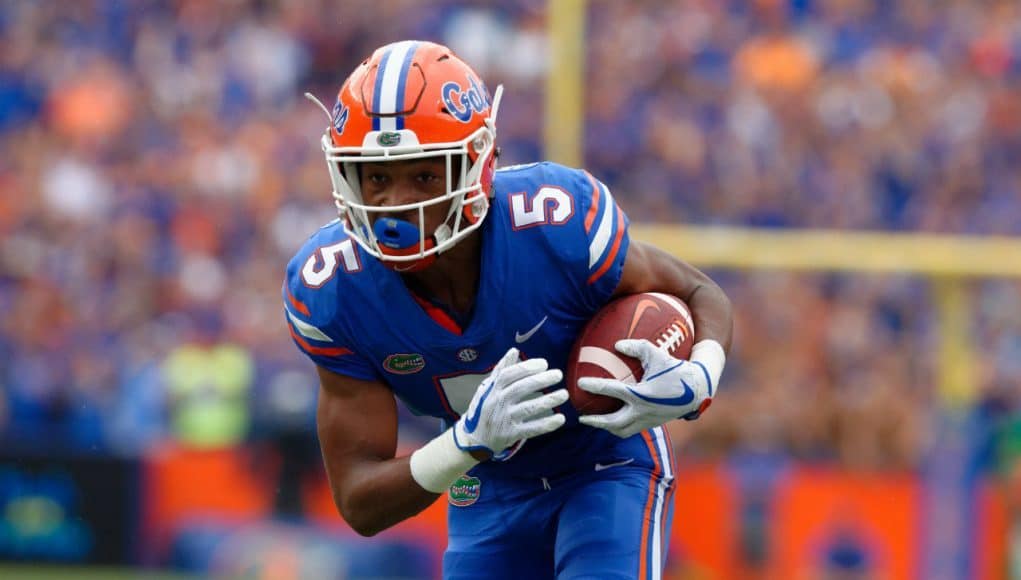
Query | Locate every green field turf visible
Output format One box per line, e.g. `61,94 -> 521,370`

0,565 -> 196,580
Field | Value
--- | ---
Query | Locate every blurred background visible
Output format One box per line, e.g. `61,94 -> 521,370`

1,0 -> 1020,578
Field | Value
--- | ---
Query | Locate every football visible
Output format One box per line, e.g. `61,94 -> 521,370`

566,292 -> 696,414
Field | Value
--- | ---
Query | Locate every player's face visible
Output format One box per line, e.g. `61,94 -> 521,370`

358,157 -> 455,231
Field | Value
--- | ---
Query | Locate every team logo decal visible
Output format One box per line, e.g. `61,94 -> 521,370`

377,131 -> 401,146
448,475 -> 481,506
383,353 -> 426,374
441,74 -> 490,123
457,347 -> 479,363
332,100 -> 349,134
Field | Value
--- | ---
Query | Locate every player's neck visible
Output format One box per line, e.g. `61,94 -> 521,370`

400,232 -> 481,316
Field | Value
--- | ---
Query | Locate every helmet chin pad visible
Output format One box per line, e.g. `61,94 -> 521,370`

372,217 -> 438,272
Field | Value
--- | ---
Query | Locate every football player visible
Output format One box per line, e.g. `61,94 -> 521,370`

283,40 -> 733,579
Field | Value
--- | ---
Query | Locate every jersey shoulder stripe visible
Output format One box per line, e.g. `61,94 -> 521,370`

286,322 -> 352,358
587,181 -> 627,285
282,284 -> 353,358
574,170 -> 628,285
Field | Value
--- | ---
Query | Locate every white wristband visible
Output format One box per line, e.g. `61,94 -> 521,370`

690,339 -> 726,396
409,428 -> 480,493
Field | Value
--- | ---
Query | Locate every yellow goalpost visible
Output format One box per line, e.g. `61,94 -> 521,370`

633,225 -> 1021,409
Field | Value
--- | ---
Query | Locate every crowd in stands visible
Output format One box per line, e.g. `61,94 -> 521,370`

1,0 -> 1020,478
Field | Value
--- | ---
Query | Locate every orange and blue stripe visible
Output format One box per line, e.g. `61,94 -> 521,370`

583,172 -> 628,285
282,286 -> 352,358
638,426 -> 676,579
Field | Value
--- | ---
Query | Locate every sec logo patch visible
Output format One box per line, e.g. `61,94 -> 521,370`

457,348 -> 478,363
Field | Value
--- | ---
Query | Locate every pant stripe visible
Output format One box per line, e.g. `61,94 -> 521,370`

651,426 -> 676,579
637,431 -> 659,580
639,428 -> 674,580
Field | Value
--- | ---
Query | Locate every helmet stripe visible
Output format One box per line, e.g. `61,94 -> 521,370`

374,41 -> 418,133
371,47 -> 392,131
393,41 -> 418,130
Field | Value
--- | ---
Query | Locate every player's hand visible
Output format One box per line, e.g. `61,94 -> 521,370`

453,347 -> 568,459
577,339 -> 715,439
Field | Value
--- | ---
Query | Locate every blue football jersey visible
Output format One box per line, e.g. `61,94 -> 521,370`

283,162 -> 632,476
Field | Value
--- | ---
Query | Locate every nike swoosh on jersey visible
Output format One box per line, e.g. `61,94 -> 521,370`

463,381 -> 494,433
627,379 -> 696,407
594,458 -> 635,471
515,315 -> 548,343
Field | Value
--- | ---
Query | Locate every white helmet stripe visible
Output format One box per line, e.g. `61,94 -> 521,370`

373,41 -> 418,132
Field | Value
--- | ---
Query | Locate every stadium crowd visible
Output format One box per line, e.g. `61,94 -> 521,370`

1,0 -> 1019,480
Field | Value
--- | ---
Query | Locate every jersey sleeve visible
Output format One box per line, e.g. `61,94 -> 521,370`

543,164 -> 631,312
282,247 -> 379,381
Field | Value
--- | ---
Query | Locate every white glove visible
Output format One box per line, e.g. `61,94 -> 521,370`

577,339 -> 722,439
453,347 -> 568,458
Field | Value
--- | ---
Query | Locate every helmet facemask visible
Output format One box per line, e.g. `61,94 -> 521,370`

313,86 -> 501,271
306,40 -> 502,271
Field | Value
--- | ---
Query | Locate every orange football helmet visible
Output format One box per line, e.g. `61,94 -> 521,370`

309,40 -> 503,271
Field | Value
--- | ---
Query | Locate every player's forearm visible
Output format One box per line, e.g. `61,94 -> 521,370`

685,282 -> 733,352
326,454 -> 440,537
326,429 -> 479,536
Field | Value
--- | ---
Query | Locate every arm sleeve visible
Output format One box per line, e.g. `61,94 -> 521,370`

544,166 -> 632,313
282,256 -> 379,381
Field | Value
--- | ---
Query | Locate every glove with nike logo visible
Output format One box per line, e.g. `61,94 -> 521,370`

577,338 -> 725,439
453,347 -> 569,458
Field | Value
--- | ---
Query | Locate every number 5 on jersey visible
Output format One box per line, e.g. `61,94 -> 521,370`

510,186 -> 574,229
302,239 -> 362,287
